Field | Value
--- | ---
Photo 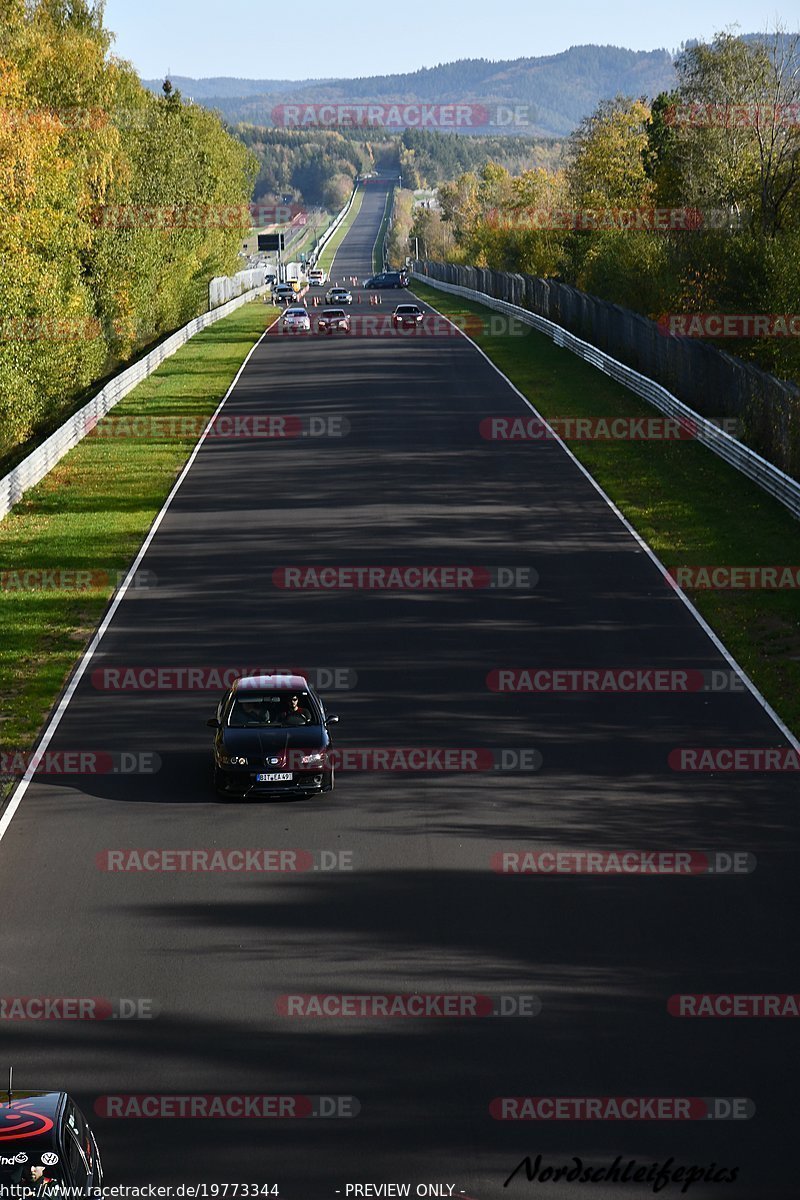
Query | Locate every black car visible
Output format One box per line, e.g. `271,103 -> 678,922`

0,1090 -> 103,1190
364,270 -> 408,289
208,674 -> 339,799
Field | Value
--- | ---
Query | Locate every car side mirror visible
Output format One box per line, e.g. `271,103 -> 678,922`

326,715 -> 340,725
206,718 -> 220,728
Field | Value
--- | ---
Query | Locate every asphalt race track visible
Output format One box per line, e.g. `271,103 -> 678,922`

1,177 -> 798,1197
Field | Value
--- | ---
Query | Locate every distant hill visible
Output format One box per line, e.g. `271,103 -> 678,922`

143,36 -> 798,138
142,46 -> 679,137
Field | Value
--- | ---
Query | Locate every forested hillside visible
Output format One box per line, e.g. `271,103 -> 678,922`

0,0 -> 256,462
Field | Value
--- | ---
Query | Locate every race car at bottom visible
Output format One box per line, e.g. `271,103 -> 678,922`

0,1089 -> 103,1190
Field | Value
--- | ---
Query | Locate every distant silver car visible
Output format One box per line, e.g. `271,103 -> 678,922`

326,287 -> 352,304
317,308 -> 351,335
282,306 -> 311,334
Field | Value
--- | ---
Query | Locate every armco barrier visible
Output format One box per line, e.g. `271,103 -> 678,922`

0,284 -> 267,522
310,183 -> 359,267
412,270 -> 800,521
209,268 -> 266,309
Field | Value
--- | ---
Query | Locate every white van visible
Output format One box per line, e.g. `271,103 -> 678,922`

307,268 -> 327,286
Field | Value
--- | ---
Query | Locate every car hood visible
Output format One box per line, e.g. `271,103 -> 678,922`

221,727 -> 328,758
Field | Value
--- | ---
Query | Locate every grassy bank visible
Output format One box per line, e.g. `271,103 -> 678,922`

0,300 -> 276,765
411,279 -> 800,738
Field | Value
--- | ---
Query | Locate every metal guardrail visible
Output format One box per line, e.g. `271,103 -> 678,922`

412,271 -> 800,521
0,283 -> 268,522
209,267 -> 266,310
309,183 -> 359,267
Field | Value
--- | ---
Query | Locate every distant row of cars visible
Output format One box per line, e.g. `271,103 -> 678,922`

281,304 -> 424,334
272,270 -> 409,305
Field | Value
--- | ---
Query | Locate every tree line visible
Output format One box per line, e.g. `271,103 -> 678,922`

405,32 -> 800,381
0,0 -> 257,464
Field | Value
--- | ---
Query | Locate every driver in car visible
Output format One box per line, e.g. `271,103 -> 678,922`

284,694 -> 311,725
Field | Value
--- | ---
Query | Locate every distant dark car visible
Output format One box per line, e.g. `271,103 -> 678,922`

208,674 -> 339,799
317,308 -> 351,335
392,304 -> 424,329
364,271 -> 408,289
0,1090 -> 103,1190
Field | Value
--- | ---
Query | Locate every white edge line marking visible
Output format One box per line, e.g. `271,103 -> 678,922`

416,288 -> 800,754
0,310 -> 281,843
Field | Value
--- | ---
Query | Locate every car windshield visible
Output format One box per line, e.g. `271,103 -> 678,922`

397,307 -> 420,315
228,693 -> 320,728
285,309 -> 306,316
322,310 -> 345,318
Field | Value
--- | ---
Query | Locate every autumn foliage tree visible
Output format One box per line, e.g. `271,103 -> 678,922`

0,0 -> 257,460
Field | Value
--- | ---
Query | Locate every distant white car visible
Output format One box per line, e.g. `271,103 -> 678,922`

282,306 -> 311,334
307,268 -> 327,286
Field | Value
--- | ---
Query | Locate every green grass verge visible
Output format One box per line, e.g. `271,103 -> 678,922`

0,299 -> 277,770
412,279 -> 800,738
317,188 -> 365,277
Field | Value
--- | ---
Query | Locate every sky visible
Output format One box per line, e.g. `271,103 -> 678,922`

104,0 -> 794,81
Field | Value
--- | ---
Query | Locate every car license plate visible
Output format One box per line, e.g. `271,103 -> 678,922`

256,772 -> 292,782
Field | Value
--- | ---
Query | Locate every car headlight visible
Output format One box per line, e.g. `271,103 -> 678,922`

299,752 -> 324,765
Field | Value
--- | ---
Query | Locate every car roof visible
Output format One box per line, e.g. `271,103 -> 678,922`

0,1093 -> 65,1153
233,674 -> 310,692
